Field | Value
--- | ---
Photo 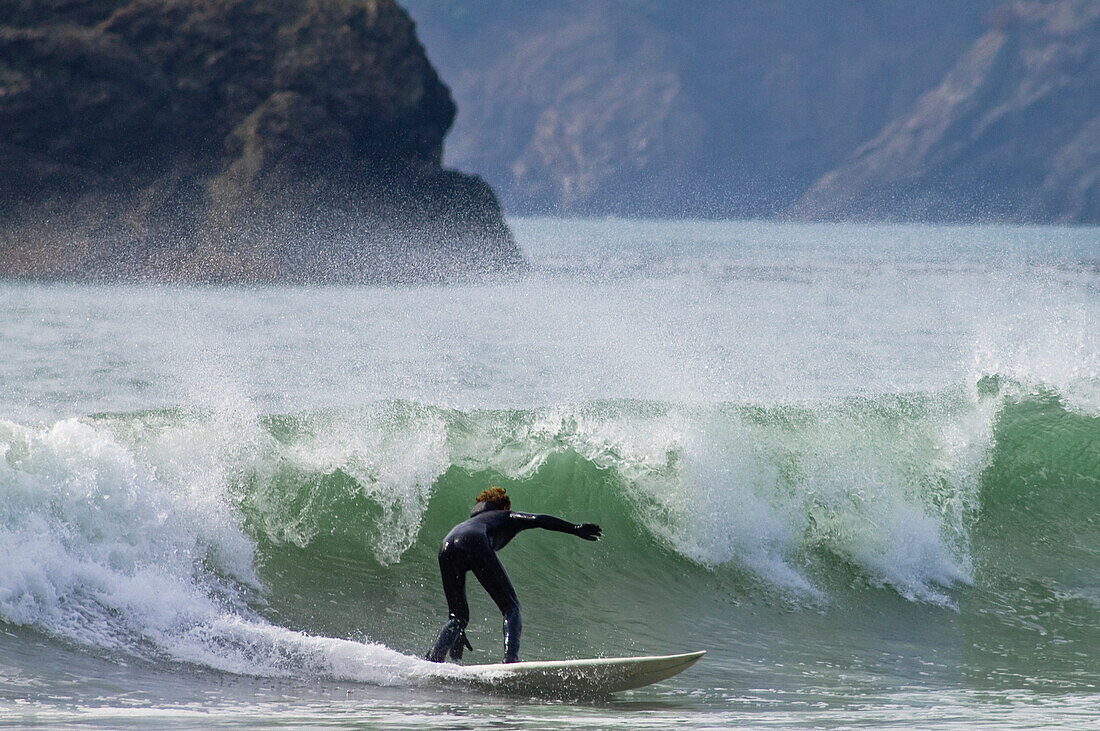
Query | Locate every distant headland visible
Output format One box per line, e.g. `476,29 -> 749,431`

405,0 -> 1099,224
0,0 -> 524,283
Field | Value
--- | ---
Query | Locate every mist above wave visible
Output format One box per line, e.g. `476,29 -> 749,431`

3,221 -> 1097,424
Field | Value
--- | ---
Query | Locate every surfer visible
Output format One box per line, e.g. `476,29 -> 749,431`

427,486 -> 601,664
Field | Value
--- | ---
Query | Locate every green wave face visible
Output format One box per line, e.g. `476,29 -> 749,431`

2,385 -> 1097,687
962,393 -> 1100,690
234,391 -> 1099,682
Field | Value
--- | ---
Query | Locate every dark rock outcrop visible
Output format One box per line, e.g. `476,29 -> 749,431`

0,0 -> 523,282
795,0 -> 1100,223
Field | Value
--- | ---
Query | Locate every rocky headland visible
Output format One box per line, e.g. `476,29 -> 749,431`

405,0 -> 1098,224
0,0 -> 523,282
795,0 -> 1100,223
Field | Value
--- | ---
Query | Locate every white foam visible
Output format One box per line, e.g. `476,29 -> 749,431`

0,416 -> 443,684
163,614 -> 454,683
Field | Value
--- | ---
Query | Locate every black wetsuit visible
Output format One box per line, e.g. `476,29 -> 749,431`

427,502 -> 600,663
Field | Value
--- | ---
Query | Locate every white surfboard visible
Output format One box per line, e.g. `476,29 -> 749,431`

457,650 -> 705,694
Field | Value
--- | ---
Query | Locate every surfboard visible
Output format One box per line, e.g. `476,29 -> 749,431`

458,650 -> 705,695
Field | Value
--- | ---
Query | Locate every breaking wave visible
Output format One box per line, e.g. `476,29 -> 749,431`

2,375 -> 1095,682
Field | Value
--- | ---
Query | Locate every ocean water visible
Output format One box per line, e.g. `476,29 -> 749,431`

1,218 -> 1098,728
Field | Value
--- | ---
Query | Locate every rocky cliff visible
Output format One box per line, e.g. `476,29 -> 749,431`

405,0 -> 1098,224
403,0 -> 1001,218
0,0 -> 523,282
795,0 -> 1100,223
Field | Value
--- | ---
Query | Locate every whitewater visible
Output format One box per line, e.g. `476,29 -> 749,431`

1,218 -> 1097,728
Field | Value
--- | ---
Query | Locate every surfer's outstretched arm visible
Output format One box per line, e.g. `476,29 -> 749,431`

508,512 -> 602,540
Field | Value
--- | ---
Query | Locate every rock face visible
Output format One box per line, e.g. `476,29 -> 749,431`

795,0 -> 1100,223
405,0 -> 1098,224
0,0 -> 523,282
403,0 -> 1001,218
408,2 -> 704,217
